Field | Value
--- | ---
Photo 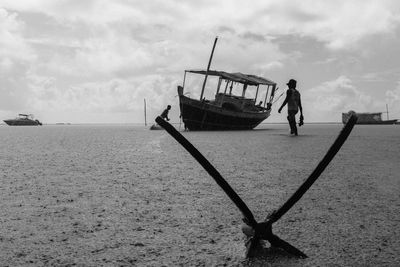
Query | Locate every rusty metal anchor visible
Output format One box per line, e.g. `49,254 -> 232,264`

155,114 -> 357,258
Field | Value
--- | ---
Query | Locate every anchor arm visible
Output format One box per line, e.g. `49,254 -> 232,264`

155,116 -> 258,227
268,114 -> 358,224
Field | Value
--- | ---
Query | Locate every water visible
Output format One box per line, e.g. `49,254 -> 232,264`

0,124 -> 399,266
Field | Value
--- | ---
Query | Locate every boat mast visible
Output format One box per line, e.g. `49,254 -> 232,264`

200,37 -> 218,100
144,98 -> 147,126
386,104 -> 389,120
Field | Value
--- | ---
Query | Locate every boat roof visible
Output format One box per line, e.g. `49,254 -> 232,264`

186,70 -> 276,86
343,111 -> 382,115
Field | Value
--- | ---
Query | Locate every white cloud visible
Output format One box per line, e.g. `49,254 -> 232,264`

252,0 -> 400,50
0,8 -> 37,69
24,72 -> 181,123
303,76 -> 380,121
3,0 -> 399,48
256,61 -> 284,72
385,83 -> 400,119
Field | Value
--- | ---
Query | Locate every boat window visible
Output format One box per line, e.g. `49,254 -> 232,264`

184,74 -> 222,100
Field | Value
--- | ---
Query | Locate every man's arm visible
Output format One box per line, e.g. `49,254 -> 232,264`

298,94 -> 303,115
278,90 -> 290,113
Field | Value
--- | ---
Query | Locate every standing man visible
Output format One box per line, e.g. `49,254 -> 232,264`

278,79 -> 303,136
160,105 -> 171,121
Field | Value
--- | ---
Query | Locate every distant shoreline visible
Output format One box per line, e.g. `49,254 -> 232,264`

1,121 -> 398,126
1,122 -> 342,126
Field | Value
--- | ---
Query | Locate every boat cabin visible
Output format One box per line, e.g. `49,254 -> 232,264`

181,70 -> 276,113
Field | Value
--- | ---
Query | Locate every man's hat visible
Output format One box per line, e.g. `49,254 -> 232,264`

286,79 -> 297,87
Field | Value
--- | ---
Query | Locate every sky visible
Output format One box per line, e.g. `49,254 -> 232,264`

1,0 -> 400,124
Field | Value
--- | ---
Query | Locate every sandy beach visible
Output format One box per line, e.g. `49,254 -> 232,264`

0,123 -> 399,266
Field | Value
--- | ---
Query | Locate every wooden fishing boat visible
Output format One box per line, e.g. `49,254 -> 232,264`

178,38 -> 277,131
342,110 -> 397,125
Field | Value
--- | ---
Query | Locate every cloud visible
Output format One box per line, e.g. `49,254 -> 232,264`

251,0 -> 400,50
3,1 -> 399,49
1,1 -> 400,123
24,72 -> 181,123
255,61 -> 284,72
0,9 -> 38,112
361,68 -> 400,82
385,83 -> 400,118
0,8 -> 37,69
303,76 -> 378,121
240,32 -> 266,42
386,84 -> 400,102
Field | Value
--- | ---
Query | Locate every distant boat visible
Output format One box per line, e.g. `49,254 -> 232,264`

178,37 -> 277,130
150,123 -> 164,130
3,114 -> 42,126
342,110 -> 397,125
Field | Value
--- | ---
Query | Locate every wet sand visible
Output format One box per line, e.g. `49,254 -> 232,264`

0,124 -> 399,266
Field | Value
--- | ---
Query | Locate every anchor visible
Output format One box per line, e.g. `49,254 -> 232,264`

155,115 -> 357,258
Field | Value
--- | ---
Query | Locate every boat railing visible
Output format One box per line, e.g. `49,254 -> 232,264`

18,114 -> 35,119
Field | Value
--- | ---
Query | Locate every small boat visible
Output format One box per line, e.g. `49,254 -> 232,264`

342,110 -> 397,125
3,114 -> 42,126
178,37 -> 277,130
150,123 -> 164,130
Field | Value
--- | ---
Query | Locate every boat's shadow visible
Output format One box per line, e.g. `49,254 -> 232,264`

254,129 -> 315,137
180,129 -> 314,137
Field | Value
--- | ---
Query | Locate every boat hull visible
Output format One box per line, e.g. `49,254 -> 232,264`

179,96 -> 270,130
342,112 -> 397,125
350,120 -> 397,125
3,119 -> 42,126
150,124 -> 164,130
